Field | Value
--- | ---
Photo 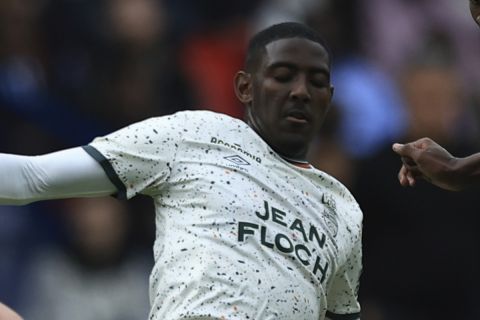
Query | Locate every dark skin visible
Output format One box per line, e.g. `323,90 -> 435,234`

234,38 -> 334,162
393,138 -> 480,191
470,0 -> 480,26
392,0 -> 480,191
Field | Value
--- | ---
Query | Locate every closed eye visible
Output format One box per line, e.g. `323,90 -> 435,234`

310,74 -> 330,88
311,79 -> 329,88
272,67 -> 294,82
274,74 -> 293,82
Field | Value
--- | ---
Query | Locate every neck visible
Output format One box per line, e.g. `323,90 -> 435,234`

245,110 -> 309,162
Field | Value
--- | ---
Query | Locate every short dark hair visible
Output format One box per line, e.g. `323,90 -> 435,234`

245,22 -> 331,72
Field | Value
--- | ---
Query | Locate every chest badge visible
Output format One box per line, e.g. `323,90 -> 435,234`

322,193 -> 338,238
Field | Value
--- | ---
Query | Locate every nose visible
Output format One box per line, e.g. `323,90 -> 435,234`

289,76 -> 311,103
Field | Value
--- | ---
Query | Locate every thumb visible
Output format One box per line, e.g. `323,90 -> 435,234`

392,142 -> 420,160
392,143 -> 405,154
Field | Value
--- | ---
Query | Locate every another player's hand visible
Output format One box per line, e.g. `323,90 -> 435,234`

0,302 -> 23,320
392,138 -> 461,191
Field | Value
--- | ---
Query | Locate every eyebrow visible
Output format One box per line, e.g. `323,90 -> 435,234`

266,61 -> 330,77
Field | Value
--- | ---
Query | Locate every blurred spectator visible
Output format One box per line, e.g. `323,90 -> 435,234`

91,0 -> 193,128
361,0 -> 480,92
41,0 -> 194,130
0,1 -> 71,309
353,46 -> 480,320
164,0 -> 261,39
306,0 -> 407,158
0,0 -> 106,146
17,197 -> 151,320
179,23 -> 247,118
308,105 -> 357,188
0,205 -> 37,309
250,0 -> 324,32
177,0 -> 263,119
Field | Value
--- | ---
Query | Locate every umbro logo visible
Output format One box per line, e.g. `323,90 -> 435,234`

224,155 -> 250,166
211,137 -> 262,164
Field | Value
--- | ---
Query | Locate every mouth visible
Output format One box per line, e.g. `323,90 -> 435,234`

284,108 -> 311,124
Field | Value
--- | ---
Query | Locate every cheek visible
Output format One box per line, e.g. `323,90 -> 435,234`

263,80 -> 288,97
253,80 -> 278,100
256,82 -> 288,108
312,92 -> 332,119
314,90 -> 332,106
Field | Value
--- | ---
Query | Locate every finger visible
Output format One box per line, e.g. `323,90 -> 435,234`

402,164 -> 423,180
398,165 -> 410,187
401,156 -> 416,167
414,137 -> 434,149
406,169 -> 416,187
392,143 -> 404,154
392,142 -> 421,160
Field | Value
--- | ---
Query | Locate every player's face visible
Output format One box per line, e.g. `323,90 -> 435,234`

239,38 -> 333,161
470,0 -> 480,27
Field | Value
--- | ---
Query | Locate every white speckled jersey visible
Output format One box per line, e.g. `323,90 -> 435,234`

86,110 -> 362,320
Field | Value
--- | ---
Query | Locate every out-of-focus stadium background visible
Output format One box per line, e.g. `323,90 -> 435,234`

1,0 -> 480,319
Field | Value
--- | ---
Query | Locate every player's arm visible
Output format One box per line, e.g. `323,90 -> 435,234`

392,138 -> 480,191
0,302 -> 22,320
0,147 -> 117,205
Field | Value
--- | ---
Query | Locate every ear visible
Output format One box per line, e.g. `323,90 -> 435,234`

234,71 -> 253,105
323,85 -> 335,114
329,85 -> 334,100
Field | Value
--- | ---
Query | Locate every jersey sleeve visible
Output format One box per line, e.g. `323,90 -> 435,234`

83,113 -> 187,199
0,147 -> 116,205
325,232 -> 362,320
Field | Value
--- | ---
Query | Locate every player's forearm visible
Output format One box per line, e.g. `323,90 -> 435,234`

0,153 -> 40,205
453,152 -> 480,190
0,148 -> 117,205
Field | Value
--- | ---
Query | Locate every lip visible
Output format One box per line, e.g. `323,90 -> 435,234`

286,115 -> 308,124
284,108 -> 312,124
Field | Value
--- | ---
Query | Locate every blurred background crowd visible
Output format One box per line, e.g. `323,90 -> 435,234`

1,0 -> 480,319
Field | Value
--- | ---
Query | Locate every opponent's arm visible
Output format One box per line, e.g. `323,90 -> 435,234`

392,138 -> 480,191
0,302 -> 22,320
0,147 -> 117,205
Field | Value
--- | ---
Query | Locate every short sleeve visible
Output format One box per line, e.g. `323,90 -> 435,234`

325,234 -> 362,320
83,113 -> 187,199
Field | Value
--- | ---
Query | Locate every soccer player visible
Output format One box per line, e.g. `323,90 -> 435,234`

392,0 -> 480,191
0,302 -> 22,320
0,22 -> 362,320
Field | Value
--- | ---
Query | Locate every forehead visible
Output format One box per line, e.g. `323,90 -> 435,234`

262,38 -> 330,71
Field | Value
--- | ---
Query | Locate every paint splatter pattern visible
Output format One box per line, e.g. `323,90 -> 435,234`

88,110 -> 362,320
